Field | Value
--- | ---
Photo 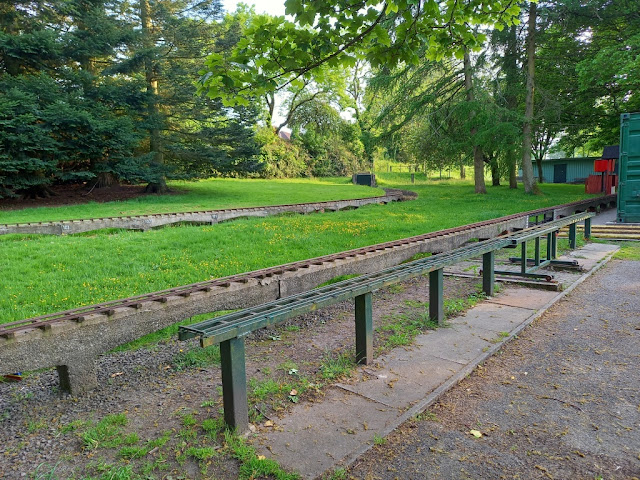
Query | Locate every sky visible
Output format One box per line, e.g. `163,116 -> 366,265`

220,0 -> 289,127
222,0 -> 286,16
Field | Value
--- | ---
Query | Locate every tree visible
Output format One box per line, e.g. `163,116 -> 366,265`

289,98 -> 367,176
199,0 -> 521,121
0,0 -> 145,198
464,49 -> 487,193
552,0 -> 640,152
0,0 -> 263,199
521,1 -> 537,194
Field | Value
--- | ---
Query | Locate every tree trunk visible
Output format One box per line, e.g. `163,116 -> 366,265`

490,158 -> 500,186
536,156 -> 544,183
460,163 -> 466,179
506,25 -> 519,190
521,1 -> 537,194
95,172 -> 119,189
509,161 -> 517,189
464,50 -> 486,194
141,0 -> 167,193
20,172 -> 56,199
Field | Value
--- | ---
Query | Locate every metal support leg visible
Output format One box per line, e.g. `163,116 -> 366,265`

429,268 -> 444,325
220,337 -> 248,433
534,237 -> 541,266
584,217 -> 591,240
569,223 -> 577,249
546,232 -> 552,261
355,292 -> 373,365
551,231 -> 558,259
521,241 -> 527,274
482,251 -> 495,296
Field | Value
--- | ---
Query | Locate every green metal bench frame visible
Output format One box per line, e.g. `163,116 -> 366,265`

179,212 -> 594,432
495,214 -> 594,280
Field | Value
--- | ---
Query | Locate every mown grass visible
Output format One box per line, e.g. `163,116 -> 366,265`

0,177 -> 383,224
614,241 -> 640,260
0,176 -> 596,324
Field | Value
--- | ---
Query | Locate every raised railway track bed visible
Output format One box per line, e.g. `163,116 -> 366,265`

0,191 -> 407,236
0,195 -> 616,395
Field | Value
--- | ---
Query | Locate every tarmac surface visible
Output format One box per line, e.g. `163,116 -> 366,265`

252,241 -> 627,479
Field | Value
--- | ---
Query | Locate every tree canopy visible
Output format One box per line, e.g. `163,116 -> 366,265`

2,0 -> 639,199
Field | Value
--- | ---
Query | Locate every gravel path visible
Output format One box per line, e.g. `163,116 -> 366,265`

348,259 -> 640,479
0,274 -> 478,479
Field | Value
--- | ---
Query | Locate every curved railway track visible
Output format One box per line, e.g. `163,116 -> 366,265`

0,191 -> 407,236
0,194 -> 615,339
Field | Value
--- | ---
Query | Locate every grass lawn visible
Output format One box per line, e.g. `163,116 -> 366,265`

0,177 -> 384,224
1,175 -> 597,324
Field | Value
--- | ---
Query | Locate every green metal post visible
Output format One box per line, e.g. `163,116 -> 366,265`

482,251 -> 495,296
551,231 -> 558,259
220,337 -> 248,433
584,217 -> 592,240
534,237 -> 541,266
546,232 -> 552,261
521,241 -> 527,274
569,223 -> 577,249
355,292 -> 373,365
429,268 -> 444,325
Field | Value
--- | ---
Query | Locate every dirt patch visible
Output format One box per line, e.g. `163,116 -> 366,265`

0,183 -> 163,211
347,260 -> 640,479
0,274 -> 480,479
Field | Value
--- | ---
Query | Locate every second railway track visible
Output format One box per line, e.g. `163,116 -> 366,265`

0,194 -> 615,339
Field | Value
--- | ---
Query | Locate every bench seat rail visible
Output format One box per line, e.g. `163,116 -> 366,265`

179,212 -> 594,432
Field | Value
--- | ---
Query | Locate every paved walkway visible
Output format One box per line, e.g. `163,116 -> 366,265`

252,242 -> 620,479
348,256 -> 640,479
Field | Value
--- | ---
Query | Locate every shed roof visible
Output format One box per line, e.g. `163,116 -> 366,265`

601,145 -> 619,159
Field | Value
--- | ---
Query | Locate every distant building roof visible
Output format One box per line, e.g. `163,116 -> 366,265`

540,156 -> 598,163
601,145 -> 619,159
278,130 -> 291,142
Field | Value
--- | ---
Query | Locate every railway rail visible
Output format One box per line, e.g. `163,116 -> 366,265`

0,194 -> 615,340
0,192 -> 406,236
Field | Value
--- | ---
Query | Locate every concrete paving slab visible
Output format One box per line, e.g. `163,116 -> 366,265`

337,354 -> 464,408
257,388 -> 399,479
251,241 -> 619,479
484,287 -> 558,309
411,326 -> 492,364
560,243 -> 618,270
449,302 -> 534,333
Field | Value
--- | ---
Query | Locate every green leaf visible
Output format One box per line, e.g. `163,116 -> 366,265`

385,2 -> 399,14
374,26 -> 392,47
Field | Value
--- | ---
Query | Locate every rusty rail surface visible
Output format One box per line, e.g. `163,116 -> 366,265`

0,194 -> 615,339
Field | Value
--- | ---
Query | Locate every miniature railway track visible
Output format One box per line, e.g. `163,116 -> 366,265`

0,192 -> 406,236
0,195 -> 615,339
